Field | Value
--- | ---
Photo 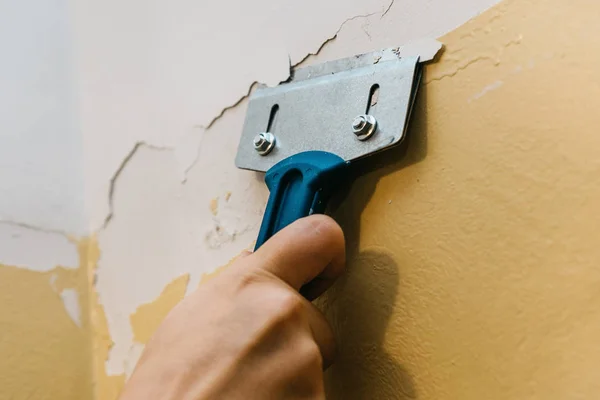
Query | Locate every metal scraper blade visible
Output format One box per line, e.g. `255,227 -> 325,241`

235,48 -> 427,173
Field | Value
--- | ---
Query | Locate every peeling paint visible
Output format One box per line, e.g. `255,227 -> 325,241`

96,140 -> 267,376
0,245 -> 92,399
60,288 -> 82,327
209,197 -> 219,216
120,257 -> 244,384
130,274 -> 190,345
71,0 -> 396,231
84,237 -> 126,400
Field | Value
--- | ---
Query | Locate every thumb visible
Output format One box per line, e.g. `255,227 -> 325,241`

250,215 -> 346,297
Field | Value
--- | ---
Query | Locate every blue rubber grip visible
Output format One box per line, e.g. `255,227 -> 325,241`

255,151 -> 350,250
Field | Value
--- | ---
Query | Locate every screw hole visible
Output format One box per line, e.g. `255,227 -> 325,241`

266,104 -> 279,132
365,84 -> 380,114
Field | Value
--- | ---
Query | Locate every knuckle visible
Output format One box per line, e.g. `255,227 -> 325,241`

236,269 -> 267,291
276,290 -> 305,320
258,291 -> 306,341
297,339 -> 323,370
263,289 -> 306,331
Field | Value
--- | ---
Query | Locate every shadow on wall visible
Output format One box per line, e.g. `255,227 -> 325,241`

319,250 -> 415,400
318,77 -> 431,399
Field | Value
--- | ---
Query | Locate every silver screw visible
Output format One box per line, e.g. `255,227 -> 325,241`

352,114 -> 378,141
253,132 -> 276,155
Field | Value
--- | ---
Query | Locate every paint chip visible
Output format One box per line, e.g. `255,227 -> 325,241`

60,288 -> 82,327
130,274 -> 190,344
209,198 -> 219,216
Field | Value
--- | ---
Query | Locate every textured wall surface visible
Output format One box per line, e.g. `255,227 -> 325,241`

321,0 -> 600,398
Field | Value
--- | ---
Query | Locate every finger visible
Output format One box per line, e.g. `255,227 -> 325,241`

251,215 -> 346,292
300,277 -> 334,301
303,298 -> 336,369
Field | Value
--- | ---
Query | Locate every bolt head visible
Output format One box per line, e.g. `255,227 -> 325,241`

253,132 -> 276,155
352,116 -> 367,132
253,135 -> 265,148
352,114 -> 378,141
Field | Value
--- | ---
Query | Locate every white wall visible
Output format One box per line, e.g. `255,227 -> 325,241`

0,0 -> 85,236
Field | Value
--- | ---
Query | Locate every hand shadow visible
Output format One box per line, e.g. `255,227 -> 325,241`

316,77 -> 431,399
317,250 -> 416,400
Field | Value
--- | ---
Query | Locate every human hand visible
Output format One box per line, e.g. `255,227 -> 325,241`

120,215 -> 346,400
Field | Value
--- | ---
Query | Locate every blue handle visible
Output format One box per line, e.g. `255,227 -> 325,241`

255,151 -> 350,250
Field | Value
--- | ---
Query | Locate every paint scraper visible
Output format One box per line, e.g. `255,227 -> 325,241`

236,43 -> 441,249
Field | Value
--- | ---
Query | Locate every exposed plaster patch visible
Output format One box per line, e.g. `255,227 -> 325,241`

0,222 -> 78,271
48,270 -> 84,327
49,273 -> 59,291
96,123 -> 267,375
206,190 -> 255,249
123,343 -> 145,378
60,288 -> 82,327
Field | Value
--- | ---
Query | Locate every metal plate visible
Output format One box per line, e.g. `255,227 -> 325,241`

236,51 -> 422,172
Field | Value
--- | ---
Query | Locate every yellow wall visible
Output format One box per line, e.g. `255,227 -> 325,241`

0,242 -> 92,399
322,0 -> 600,398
